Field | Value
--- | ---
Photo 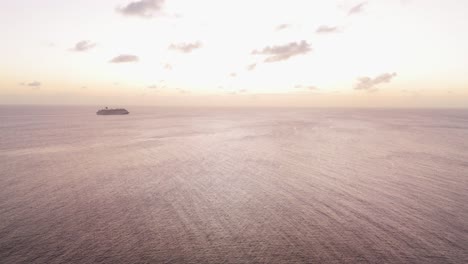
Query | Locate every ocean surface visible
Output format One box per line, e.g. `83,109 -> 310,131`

0,106 -> 467,263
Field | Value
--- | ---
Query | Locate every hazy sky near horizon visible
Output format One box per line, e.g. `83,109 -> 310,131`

1,0 -> 467,107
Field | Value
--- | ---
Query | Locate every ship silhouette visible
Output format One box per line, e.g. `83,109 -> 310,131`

96,107 -> 129,115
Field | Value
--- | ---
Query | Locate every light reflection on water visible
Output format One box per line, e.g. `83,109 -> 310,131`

1,106 -> 467,263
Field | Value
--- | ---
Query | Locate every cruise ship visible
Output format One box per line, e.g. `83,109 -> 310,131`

96,107 -> 129,115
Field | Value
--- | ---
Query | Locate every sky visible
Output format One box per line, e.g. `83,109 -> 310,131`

1,0 -> 467,107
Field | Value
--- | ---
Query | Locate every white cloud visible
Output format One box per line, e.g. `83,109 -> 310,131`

354,73 -> 397,91
19,81 -> 41,88
247,63 -> 257,71
295,85 -> 317,90
252,41 -> 312,63
348,2 -> 367,15
169,42 -> 202,53
275,24 -> 291,31
109,54 -> 139,63
316,25 -> 339,34
71,41 -> 96,52
117,0 -> 165,18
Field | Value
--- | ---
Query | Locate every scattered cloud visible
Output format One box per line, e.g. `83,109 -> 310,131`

295,85 -> 318,90
247,63 -> 256,71
20,81 -> 41,88
227,89 -> 248,95
148,80 -> 167,89
109,54 -> 139,63
117,0 -> 165,18
316,25 -> 339,34
348,2 -> 367,15
169,42 -> 202,53
29,82 -> 41,89
354,72 -> 397,91
275,24 -> 291,31
401,88 -> 423,98
252,40 -> 312,63
71,41 -> 96,52
176,88 -> 190,94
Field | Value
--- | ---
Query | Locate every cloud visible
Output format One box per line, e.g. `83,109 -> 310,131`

176,88 -> 190,94
247,63 -> 256,71
348,2 -> 367,15
20,81 -> 41,87
71,41 -> 96,52
20,81 -> 41,88
252,40 -> 312,63
275,24 -> 291,31
295,85 -> 317,90
227,89 -> 247,95
169,42 -> 202,53
109,54 -> 139,63
148,80 -> 166,89
354,72 -> 397,91
229,72 -> 237,77
28,81 -> 41,87
164,63 -> 172,70
117,0 -> 165,18
316,25 -> 339,34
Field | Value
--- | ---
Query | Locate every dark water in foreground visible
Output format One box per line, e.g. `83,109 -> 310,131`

0,106 -> 467,263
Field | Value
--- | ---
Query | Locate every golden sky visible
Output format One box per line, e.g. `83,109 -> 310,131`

1,0 -> 467,107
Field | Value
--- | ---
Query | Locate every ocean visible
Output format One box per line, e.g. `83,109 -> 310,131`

0,106 -> 467,263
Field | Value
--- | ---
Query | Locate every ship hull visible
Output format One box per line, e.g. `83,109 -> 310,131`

96,109 -> 129,115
